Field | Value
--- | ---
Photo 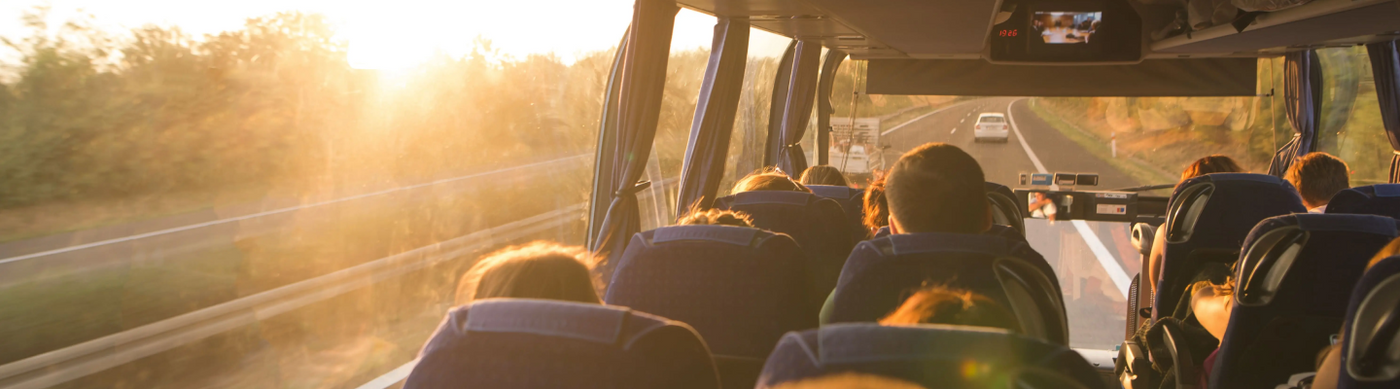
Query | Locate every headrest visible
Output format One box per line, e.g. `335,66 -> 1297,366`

1376,184 -> 1400,198
651,225 -> 763,247
725,191 -> 817,206
814,323 -> 1014,365
1205,173 -> 1287,184
1345,256 -> 1400,382
1292,214 -> 1399,236
465,299 -> 633,345
877,232 -> 1015,257
807,185 -> 860,200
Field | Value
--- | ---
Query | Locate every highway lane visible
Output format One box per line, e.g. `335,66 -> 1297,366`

879,96 -> 1149,349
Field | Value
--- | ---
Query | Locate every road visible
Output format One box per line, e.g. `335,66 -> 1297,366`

879,97 -> 1146,350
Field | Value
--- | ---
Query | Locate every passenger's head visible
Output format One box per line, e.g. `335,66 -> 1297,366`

884,143 -> 989,234
863,177 -> 889,231
799,165 -> 849,187
1285,152 -> 1350,209
879,285 -> 1021,333
733,168 -> 810,193
454,241 -> 600,305
771,373 -> 928,389
677,207 -> 753,227
1180,154 -> 1244,182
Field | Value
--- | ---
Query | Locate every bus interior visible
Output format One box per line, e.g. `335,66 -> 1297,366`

1,0 -> 1400,388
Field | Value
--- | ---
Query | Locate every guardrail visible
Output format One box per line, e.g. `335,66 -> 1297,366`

0,205 -> 585,389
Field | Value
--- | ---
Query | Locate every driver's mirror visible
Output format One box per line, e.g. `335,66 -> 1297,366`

1025,191 -> 1061,220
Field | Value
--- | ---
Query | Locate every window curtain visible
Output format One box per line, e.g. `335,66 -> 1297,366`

587,0 -> 677,282
674,19 -> 748,217
816,50 -> 848,166
775,41 -> 823,176
1367,40 -> 1400,183
1267,50 -> 1323,178
763,41 -> 796,168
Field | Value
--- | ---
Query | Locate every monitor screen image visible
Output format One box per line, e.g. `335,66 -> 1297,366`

1032,11 -> 1102,44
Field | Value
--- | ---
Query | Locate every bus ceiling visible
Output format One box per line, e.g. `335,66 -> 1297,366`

676,0 -> 1400,63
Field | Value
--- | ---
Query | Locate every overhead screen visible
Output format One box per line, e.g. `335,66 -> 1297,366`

866,58 -> 1258,97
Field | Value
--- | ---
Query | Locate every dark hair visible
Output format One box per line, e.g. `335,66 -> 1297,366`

455,241 -> 600,305
799,165 -> 849,187
879,285 -> 1021,333
863,177 -> 889,231
733,167 -> 810,193
678,207 -> 753,227
1286,152 -> 1350,207
884,143 -> 987,234
1181,154 -> 1244,182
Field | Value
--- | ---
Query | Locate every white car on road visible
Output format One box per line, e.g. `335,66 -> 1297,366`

974,113 -> 1009,142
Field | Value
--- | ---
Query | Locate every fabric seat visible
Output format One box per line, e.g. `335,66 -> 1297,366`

1209,214 -> 1399,389
755,323 -> 1105,389
1154,173 -> 1306,321
986,181 -> 1026,236
604,225 -> 816,388
1326,184 -> 1400,218
807,184 -> 868,242
403,299 -> 720,389
824,232 -> 1067,344
714,191 -> 855,303
1339,255 -> 1400,389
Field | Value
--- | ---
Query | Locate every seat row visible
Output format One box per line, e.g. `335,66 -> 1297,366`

1123,174 -> 1400,389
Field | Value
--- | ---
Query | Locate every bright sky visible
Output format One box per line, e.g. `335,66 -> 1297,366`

0,0 -> 793,69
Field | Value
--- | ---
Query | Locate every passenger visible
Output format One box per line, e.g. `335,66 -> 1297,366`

733,167 -> 811,193
862,176 -> 889,235
1027,191 -> 1058,221
799,165 -> 850,187
771,373 -> 927,389
1311,237 -> 1400,389
879,285 -> 1021,333
1148,154 -> 1247,296
453,241 -> 600,305
883,143 -> 990,235
1188,262 -> 1237,388
1285,152 -> 1351,213
676,206 -> 753,227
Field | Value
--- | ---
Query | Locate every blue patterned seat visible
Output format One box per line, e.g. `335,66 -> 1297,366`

1326,184 -> 1400,218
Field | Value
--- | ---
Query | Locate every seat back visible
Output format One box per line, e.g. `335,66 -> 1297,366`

714,191 -> 855,302
986,181 -> 1026,236
604,225 -> 816,359
1327,184 -> 1400,218
1210,214 -> 1399,389
1340,255 -> 1400,389
807,184 -> 869,241
826,233 -> 1067,344
403,299 -> 719,389
756,324 -> 1105,389
1155,173 -> 1306,320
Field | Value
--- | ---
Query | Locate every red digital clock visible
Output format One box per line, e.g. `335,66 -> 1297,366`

998,29 -> 1019,37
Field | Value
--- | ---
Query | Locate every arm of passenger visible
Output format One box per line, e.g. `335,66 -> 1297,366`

818,288 -> 836,325
1147,226 -> 1167,296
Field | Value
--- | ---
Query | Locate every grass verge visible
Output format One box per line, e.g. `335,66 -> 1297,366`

1027,99 -> 1176,188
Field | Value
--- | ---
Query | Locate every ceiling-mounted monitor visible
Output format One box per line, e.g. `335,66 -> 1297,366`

989,0 -> 1143,64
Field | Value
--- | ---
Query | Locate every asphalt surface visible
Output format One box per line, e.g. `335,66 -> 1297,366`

879,97 -> 1148,349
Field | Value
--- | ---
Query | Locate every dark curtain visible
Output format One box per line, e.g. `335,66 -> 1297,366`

764,41 -> 797,168
674,19 -> 749,217
1267,50 -> 1324,178
585,30 -> 630,245
816,50 -> 848,166
775,41 -> 823,176
1368,41 -> 1400,183
587,0 -> 678,282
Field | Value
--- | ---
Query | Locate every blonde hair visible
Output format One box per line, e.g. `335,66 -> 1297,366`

863,177 -> 889,231
799,165 -> 849,187
879,285 -> 1020,333
1368,236 -> 1400,270
733,167 -> 810,193
454,241 -> 600,305
771,373 -> 928,389
677,206 -> 753,227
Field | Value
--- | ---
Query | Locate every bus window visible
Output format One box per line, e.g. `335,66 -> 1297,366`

719,29 -> 793,194
1315,46 -> 1389,186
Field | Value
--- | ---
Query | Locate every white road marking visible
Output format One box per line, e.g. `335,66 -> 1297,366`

0,154 -> 589,266
881,100 -> 981,136
356,360 -> 418,389
951,128 -> 957,134
1004,99 -> 1131,298
960,118 -> 965,123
